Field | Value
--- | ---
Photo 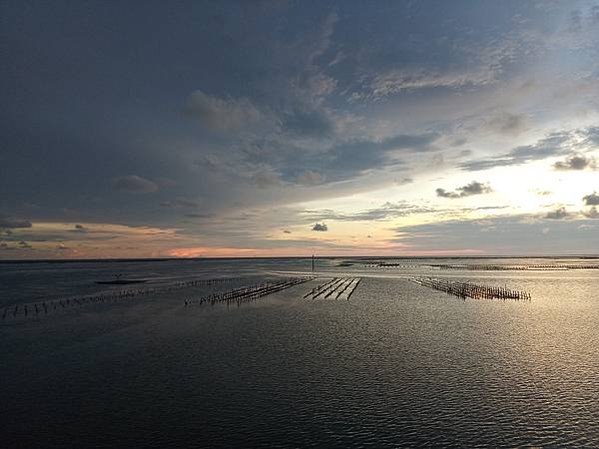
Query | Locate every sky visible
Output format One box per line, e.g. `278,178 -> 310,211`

1,0 -> 599,259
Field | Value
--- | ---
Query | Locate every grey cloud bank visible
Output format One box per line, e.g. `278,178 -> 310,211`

554,154 -> 597,171
112,176 -> 158,194
583,192 -> 599,206
436,182 -> 492,199
0,215 -> 32,229
312,223 -> 328,232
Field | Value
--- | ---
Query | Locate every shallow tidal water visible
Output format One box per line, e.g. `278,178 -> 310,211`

1,257 -> 599,448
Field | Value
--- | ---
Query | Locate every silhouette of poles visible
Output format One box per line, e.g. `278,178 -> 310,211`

303,277 -> 361,300
1,277 -> 249,322
432,263 -> 599,271
411,277 -> 531,301
185,277 -> 313,308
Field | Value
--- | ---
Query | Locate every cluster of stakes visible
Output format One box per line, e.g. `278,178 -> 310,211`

184,277 -> 313,307
432,264 -> 599,271
366,263 -> 421,269
303,277 -> 361,300
170,277 -> 245,287
1,277 -> 243,321
412,277 -> 531,301
344,262 -> 599,271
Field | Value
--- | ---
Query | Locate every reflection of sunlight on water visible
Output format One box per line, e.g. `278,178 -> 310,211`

1,257 -> 599,447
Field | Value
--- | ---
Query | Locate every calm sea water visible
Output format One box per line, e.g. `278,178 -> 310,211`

1,257 -> 599,448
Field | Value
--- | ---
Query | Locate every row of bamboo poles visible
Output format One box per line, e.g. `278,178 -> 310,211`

343,261 -> 598,271
184,277 -> 313,307
1,277 -> 243,321
368,263 -> 421,269
411,277 -> 531,301
432,264 -> 599,271
302,277 -> 361,300
165,277 -> 244,287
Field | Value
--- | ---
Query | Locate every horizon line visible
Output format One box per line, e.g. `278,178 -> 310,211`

1,254 -> 598,264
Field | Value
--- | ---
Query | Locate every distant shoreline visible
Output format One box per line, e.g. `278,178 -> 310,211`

1,255 -> 598,264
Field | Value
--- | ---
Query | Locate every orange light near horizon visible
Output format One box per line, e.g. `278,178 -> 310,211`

167,246 -> 317,258
166,246 -> 487,258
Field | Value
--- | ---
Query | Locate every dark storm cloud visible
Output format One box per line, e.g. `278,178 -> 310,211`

583,192 -> 599,206
1,1 -> 347,223
436,181 -> 492,199
553,154 -> 597,171
112,176 -> 158,193
461,131 -> 574,171
312,223 -> 328,232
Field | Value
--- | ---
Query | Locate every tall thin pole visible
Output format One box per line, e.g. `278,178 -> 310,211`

311,254 -> 315,273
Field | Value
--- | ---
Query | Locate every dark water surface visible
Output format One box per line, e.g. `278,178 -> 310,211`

2,257 -> 599,447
